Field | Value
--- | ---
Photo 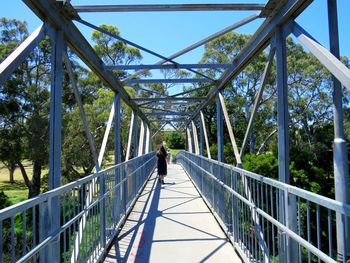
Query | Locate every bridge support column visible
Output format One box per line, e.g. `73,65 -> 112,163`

216,95 -> 224,162
114,92 -> 121,164
114,92 -> 122,223
276,26 -> 297,263
48,27 -> 63,263
327,1 -> 350,260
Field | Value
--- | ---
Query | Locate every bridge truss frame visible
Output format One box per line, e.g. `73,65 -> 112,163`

0,0 -> 350,262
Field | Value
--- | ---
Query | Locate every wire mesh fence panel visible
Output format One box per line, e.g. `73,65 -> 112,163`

0,152 -> 156,263
175,151 -> 350,263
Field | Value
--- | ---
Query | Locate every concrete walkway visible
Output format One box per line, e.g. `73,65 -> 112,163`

104,164 -> 241,263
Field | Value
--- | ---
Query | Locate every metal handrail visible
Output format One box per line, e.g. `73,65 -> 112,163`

176,151 -> 348,263
0,152 -> 156,263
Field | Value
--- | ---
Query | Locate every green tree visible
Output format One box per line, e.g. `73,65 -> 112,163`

0,18 -> 51,197
167,131 -> 185,149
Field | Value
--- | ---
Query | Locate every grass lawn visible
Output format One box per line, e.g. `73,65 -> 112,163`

169,149 -> 183,158
0,162 -> 47,205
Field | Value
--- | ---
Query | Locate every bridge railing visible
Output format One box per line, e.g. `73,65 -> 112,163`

176,151 -> 350,263
0,152 -> 156,263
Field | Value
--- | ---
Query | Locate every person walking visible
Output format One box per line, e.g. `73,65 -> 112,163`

157,145 -> 168,184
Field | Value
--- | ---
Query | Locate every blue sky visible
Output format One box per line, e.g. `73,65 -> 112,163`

1,1 -> 350,88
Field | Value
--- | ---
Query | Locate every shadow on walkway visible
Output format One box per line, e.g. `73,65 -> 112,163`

104,165 -> 241,263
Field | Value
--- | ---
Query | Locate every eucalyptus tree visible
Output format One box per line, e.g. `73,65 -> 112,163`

0,18 -> 51,197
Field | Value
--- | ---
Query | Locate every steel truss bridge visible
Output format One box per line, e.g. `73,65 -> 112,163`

0,0 -> 350,262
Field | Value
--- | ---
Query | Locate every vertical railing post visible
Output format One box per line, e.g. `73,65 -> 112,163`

327,1 -> 350,260
39,202 -> 49,263
275,25 -> 297,263
48,27 -> 63,262
216,95 -> 224,162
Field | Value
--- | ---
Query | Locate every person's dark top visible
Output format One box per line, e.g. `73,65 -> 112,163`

157,150 -> 167,175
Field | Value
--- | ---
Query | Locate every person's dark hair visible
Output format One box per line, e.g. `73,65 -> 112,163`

158,145 -> 167,156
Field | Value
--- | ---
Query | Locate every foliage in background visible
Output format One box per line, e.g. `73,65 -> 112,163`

166,131 -> 185,149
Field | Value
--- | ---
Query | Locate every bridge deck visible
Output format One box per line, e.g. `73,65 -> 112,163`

104,164 -> 241,263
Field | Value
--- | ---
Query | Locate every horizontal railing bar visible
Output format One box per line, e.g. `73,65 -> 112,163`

182,151 -> 350,216
0,152 -> 156,220
19,153 -> 157,262
177,152 -> 339,263
74,4 -> 266,12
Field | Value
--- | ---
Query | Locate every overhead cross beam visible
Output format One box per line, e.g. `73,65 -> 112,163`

132,97 -> 206,102
77,19 -> 213,81
23,0 -> 150,124
122,13 -> 260,82
74,4 -> 266,13
185,0 -> 313,126
124,78 -> 212,84
105,63 -> 230,71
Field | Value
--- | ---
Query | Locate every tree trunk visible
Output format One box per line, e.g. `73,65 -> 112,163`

9,167 -> 15,183
249,129 -> 255,154
29,161 -> 41,198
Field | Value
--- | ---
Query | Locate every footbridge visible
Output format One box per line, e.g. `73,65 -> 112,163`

1,0 -> 350,262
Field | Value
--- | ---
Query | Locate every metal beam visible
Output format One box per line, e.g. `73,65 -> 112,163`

105,63 -> 231,70
130,85 -> 166,97
77,18 -> 213,81
200,111 -> 211,159
138,120 -> 145,156
125,111 -> 134,161
240,46 -> 275,157
145,124 -> 150,154
114,92 -> 121,164
133,110 -> 139,157
0,24 -> 46,86
98,103 -> 114,167
186,127 -> 193,153
64,50 -> 104,263
140,101 -> 201,106
132,97 -> 206,102
125,78 -> 212,84
74,4 -> 265,12
123,13 -> 259,82
63,51 -> 100,169
185,0 -> 313,126
276,25 -> 298,263
218,92 -> 241,165
199,115 -> 204,156
191,120 -> 200,154
149,119 -> 187,122
47,27 -> 63,263
327,0 -> 350,259
169,83 -> 215,98
145,112 -> 193,116
151,122 -> 168,139
292,22 -> 350,91
216,96 -> 224,162
23,0 -> 149,124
